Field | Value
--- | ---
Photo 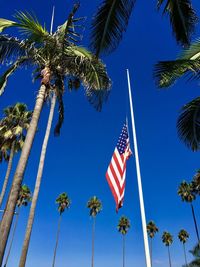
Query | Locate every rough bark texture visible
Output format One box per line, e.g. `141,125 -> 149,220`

52,215 -> 62,267
0,140 -> 15,208
0,85 -> 46,265
19,93 -> 56,267
3,207 -> 20,267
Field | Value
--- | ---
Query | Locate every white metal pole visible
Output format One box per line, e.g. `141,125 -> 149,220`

126,69 -> 151,267
50,6 -> 55,35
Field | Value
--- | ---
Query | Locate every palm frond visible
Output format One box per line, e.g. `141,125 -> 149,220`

0,18 -> 16,32
90,0 -> 135,57
158,0 -> 198,46
0,35 -> 27,63
154,59 -> 200,88
177,97 -> 200,151
0,57 -> 28,95
180,38 -> 200,59
14,11 -> 49,42
64,46 -> 111,110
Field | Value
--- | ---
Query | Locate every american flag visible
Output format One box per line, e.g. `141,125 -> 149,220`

106,123 -> 132,211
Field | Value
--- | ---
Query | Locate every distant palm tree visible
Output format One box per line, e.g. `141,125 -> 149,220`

117,216 -> 130,267
3,184 -> 31,267
178,181 -> 199,244
52,193 -> 70,267
0,103 -> 32,208
162,231 -> 173,267
147,220 -> 159,266
178,229 -> 189,266
191,170 -> 200,196
87,196 -> 102,267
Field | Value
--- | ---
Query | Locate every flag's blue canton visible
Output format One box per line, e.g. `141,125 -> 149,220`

117,124 -> 129,155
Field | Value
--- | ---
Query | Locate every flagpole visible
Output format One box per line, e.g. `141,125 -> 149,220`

126,69 -> 151,267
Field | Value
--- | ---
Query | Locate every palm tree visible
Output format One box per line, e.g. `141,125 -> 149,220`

154,40 -> 200,151
52,193 -> 70,267
186,243 -> 200,267
0,6 -> 111,263
0,103 -> 32,208
178,229 -> 189,266
191,170 -> 200,196
147,220 -> 159,266
157,0 -> 197,47
162,231 -> 173,267
3,185 -> 31,267
117,216 -> 130,267
87,196 -> 102,267
178,181 -> 200,244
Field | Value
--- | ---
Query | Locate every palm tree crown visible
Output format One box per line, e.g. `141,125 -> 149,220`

192,170 -> 200,196
117,216 -> 130,235
162,231 -> 173,246
56,193 -> 71,214
178,181 -> 196,203
16,185 -> 32,207
178,229 -> 189,244
87,196 -> 102,217
147,220 -> 159,238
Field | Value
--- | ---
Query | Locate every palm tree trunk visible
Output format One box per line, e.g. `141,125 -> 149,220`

122,235 -> 125,267
19,92 -> 56,267
52,214 -> 62,267
191,203 -> 200,245
3,207 -> 20,267
0,84 -> 46,265
91,216 -> 96,267
150,238 -> 153,267
0,140 -> 15,208
183,243 -> 188,267
167,246 -> 172,267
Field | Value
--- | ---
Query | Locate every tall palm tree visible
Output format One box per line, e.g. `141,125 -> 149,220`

3,184 -> 31,267
117,216 -> 130,267
87,196 -> 102,267
162,231 -> 173,267
0,103 -> 32,208
178,181 -> 200,244
157,0 -> 197,47
0,6 -> 111,263
147,220 -> 159,266
154,40 -> 200,151
178,229 -> 189,266
52,193 -> 70,267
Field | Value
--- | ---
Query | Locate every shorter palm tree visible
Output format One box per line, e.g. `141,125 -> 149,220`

3,184 -> 31,267
178,229 -> 189,266
117,216 -> 130,267
52,193 -> 70,267
178,181 -> 199,244
87,196 -> 102,267
162,231 -> 173,267
0,103 -> 32,207
147,220 -> 159,266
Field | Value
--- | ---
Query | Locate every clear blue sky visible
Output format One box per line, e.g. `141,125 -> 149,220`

1,0 -> 200,267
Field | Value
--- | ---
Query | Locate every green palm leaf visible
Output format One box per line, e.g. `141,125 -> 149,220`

177,97 -> 200,151
64,46 -> 111,110
0,18 -> 16,32
90,0 -> 135,56
0,57 -> 28,95
157,0 -> 197,46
